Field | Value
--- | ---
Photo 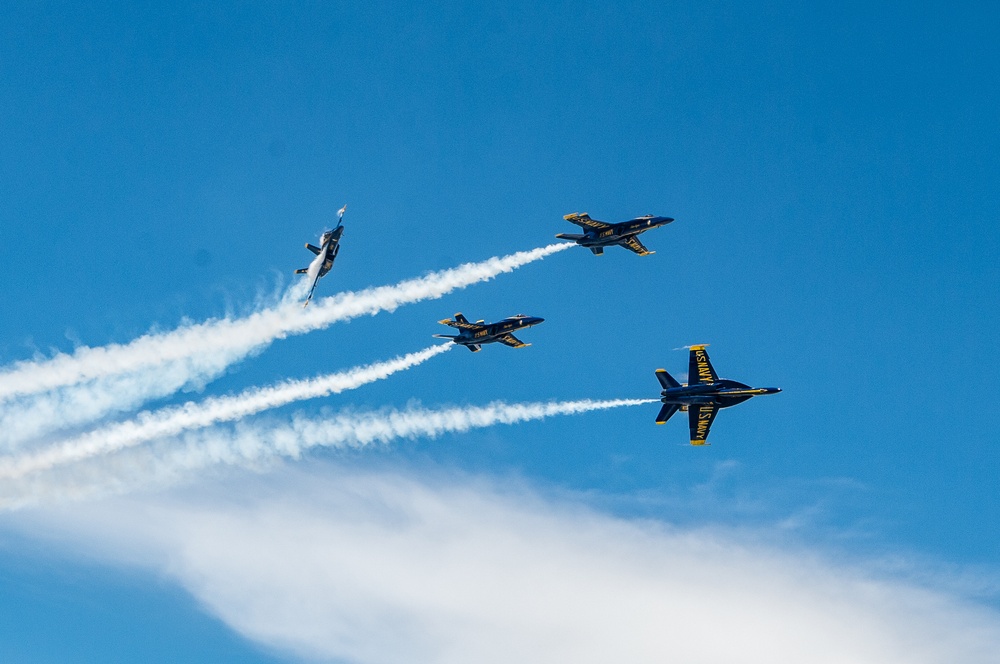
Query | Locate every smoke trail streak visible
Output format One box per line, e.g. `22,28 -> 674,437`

0,344 -> 453,478
0,399 -> 657,510
0,243 -> 570,403
0,367 -> 218,452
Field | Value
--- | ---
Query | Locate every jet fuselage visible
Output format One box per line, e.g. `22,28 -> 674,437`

313,226 -> 344,278
660,380 -> 782,408
452,315 -> 544,347
575,215 -> 674,248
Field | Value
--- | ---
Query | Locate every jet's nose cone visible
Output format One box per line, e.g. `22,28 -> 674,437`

765,387 -> 782,394
532,317 -> 545,324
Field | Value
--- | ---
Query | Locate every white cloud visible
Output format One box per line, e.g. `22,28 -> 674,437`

13,463 -> 1000,664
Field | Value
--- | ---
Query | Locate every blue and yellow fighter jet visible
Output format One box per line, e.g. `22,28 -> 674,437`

654,345 -> 781,445
296,205 -> 347,307
433,313 -> 544,352
556,212 -> 674,256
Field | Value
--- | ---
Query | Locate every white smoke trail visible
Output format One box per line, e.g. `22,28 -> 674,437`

0,243 -> 570,403
0,399 -> 656,510
0,344 -> 453,479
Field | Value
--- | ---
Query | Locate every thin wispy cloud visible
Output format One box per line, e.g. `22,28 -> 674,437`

14,465 -> 1000,664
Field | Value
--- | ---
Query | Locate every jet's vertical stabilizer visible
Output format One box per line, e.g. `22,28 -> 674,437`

655,403 -> 679,425
655,368 -> 680,389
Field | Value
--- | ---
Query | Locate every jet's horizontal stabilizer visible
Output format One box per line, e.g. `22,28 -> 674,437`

432,334 -> 458,339
294,268 -> 309,274
555,233 -> 585,241
655,369 -> 680,389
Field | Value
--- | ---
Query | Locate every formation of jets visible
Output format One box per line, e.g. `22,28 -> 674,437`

294,209 -> 780,444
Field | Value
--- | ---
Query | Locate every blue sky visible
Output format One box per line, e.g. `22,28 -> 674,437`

1,2 -> 999,662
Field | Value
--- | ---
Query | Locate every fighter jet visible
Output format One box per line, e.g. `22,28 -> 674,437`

654,345 -> 781,445
556,212 -> 674,256
296,205 -> 346,307
433,313 -> 545,352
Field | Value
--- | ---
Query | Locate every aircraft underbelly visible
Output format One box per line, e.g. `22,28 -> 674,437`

306,253 -> 324,281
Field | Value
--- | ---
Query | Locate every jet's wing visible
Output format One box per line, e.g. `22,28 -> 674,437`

496,333 -> 529,348
688,345 -> 719,385
564,212 -> 611,230
688,404 -> 719,445
655,404 -> 679,425
620,235 -> 654,256
438,317 -> 482,330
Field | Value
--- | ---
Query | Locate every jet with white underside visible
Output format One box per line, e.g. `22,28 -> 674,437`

296,205 -> 346,307
434,313 -> 544,352
556,212 -> 674,255
655,345 -> 781,445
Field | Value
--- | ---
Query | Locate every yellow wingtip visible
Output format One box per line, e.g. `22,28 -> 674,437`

688,344 -> 710,351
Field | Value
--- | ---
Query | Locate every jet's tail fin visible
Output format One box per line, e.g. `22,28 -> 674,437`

687,345 -> 719,385
467,344 -> 481,353
454,313 -> 470,325
590,247 -> 604,256
655,404 -> 679,425
305,243 -> 322,256
655,369 -> 680,389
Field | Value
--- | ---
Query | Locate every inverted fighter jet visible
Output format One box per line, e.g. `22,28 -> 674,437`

433,313 -> 545,352
556,212 -> 674,256
296,205 -> 346,307
654,345 -> 781,445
